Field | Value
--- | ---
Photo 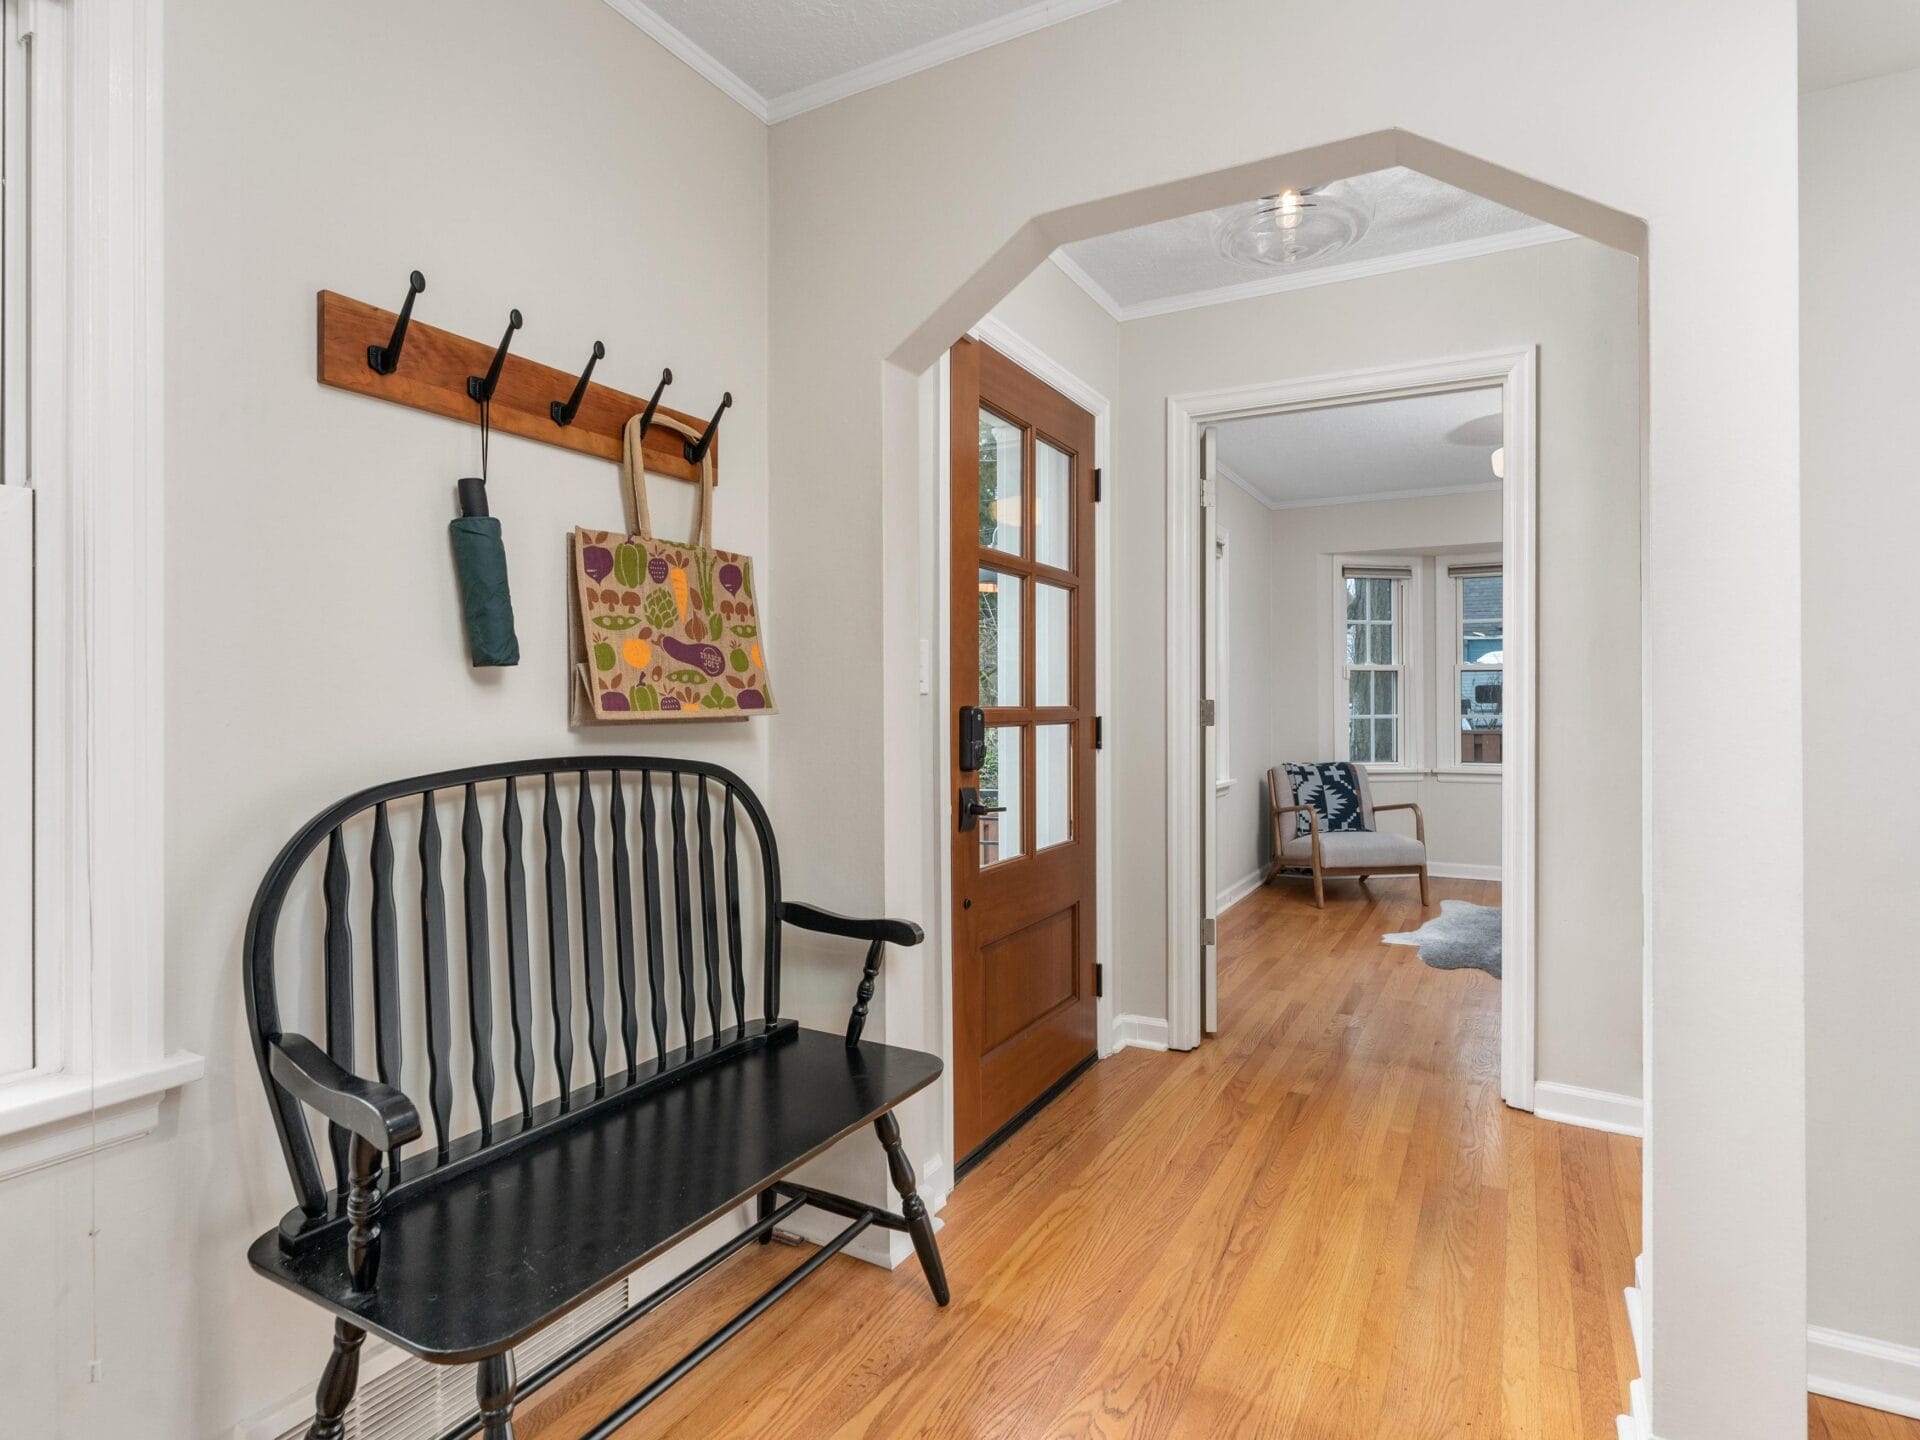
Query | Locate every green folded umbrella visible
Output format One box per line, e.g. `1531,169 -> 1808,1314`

450,476 -> 519,667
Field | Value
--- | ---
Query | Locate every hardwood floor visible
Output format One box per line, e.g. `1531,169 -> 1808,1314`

521,875 -> 1912,1438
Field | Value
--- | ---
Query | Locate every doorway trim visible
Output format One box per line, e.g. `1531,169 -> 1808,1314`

1165,346 -> 1538,1111
925,313 -> 1114,1193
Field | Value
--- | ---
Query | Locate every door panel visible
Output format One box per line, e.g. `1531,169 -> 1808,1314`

951,338 -> 1098,1163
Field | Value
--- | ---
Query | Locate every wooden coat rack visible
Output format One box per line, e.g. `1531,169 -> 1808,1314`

316,285 -> 719,484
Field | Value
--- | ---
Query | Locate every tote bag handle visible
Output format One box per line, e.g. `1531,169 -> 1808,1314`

620,411 -> 714,550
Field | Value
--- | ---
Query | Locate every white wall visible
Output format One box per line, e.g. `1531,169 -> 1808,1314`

1121,239 -> 1643,1100
1802,64 -> 1920,1365
1230,486 -> 1505,885
768,4 -> 1804,1429
1213,474 -> 1278,899
0,3 -> 771,1435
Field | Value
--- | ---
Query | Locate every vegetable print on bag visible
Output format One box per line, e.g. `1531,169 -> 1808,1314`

571,410 -> 773,719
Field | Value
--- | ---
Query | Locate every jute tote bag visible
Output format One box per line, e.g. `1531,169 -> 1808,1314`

569,412 -> 774,721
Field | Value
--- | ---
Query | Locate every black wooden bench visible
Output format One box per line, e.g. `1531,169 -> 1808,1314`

243,757 -> 948,1439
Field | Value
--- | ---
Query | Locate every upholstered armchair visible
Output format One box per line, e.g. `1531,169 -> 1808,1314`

1266,763 -> 1430,909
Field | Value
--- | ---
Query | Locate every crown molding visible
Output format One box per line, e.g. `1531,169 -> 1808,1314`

1213,460 -> 1279,511
1060,224 -> 1575,323
1047,248 -> 1127,321
599,0 -> 771,122
1217,457 -> 1500,512
765,0 -> 1124,122
602,0 -> 1123,127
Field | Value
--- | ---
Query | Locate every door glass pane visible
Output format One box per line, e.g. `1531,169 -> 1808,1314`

979,569 -> 1022,707
979,410 -> 1024,555
979,726 -> 1024,865
1035,440 -> 1071,570
1035,723 -> 1071,849
1036,582 -> 1069,707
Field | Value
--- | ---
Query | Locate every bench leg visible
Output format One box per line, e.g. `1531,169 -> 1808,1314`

477,1351 -> 517,1439
758,1186 -> 778,1243
875,1110 -> 949,1307
306,1320 -> 365,1440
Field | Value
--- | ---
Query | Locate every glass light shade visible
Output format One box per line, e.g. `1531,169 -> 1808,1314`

1216,188 -> 1369,267
1490,445 -> 1506,480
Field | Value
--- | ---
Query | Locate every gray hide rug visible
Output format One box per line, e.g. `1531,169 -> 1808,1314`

1382,900 -> 1501,978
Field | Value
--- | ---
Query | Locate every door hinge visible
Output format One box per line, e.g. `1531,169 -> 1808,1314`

1092,715 -> 1104,750
1092,466 -> 1102,503
1199,697 -> 1216,727
1201,917 -> 1217,947
1095,963 -> 1105,998
1200,478 -> 1217,509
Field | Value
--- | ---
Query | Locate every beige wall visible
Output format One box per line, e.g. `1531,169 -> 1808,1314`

768,7 -> 1805,1426
1119,239 -> 1644,1099
1213,474 -> 1279,896
0,3 -> 771,1434
1802,64 -> 1920,1357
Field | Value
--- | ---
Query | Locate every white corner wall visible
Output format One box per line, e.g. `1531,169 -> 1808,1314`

1803,63 -> 1920,1380
0,2 -> 771,1434
1119,239 -> 1643,1101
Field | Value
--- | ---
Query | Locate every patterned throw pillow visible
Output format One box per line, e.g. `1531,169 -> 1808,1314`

1282,762 -> 1368,838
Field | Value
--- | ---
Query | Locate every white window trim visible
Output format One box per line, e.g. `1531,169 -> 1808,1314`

1434,551 -> 1506,778
1331,556 -> 1423,778
0,0 -> 201,1181
1213,528 -> 1233,792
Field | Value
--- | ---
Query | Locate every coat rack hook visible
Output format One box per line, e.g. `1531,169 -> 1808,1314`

467,308 -> 524,404
684,391 -> 732,465
366,270 -> 425,376
550,340 -> 606,427
637,367 -> 673,436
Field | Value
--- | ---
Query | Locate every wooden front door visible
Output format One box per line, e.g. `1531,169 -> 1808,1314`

950,338 -> 1098,1164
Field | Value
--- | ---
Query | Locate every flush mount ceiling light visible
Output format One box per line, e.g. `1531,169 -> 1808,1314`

1216,187 -> 1370,268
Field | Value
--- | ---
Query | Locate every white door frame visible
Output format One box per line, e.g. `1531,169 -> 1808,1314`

925,315 -> 1115,1193
1165,347 -> 1539,1111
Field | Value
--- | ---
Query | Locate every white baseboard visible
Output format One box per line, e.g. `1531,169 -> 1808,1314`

1533,1081 -> 1644,1138
1809,1325 -> 1920,1420
1428,861 -> 1502,882
1217,867 -> 1266,912
1113,1013 -> 1170,1052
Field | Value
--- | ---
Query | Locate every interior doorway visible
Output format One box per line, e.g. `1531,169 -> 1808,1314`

948,337 -> 1101,1166
1175,349 -> 1539,1110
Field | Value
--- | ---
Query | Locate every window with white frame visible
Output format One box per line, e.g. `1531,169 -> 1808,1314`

1450,565 -> 1505,766
1341,566 -> 1408,766
1214,530 -> 1231,786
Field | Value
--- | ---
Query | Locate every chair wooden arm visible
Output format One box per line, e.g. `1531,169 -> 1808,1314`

1372,800 -> 1425,844
781,901 -> 924,1047
270,1033 -> 422,1152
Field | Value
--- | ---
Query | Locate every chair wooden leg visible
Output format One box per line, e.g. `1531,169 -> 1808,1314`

476,1352 -> 517,1440
306,1320 -> 365,1440
1419,866 -> 1431,906
875,1110 -> 949,1306
1312,868 -> 1325,908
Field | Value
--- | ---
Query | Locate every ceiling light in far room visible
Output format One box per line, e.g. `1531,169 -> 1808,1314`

1490,446 -> 1506,480
1216,186 -> 1370,268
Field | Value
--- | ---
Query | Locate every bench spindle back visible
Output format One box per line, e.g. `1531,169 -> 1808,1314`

245,758 -> 784,1225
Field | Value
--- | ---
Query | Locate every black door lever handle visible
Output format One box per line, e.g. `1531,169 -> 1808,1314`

957,787 -> 1006,832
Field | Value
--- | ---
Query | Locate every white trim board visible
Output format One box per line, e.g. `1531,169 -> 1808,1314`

1051,226 -> 1574,323
1111,1014 -> 1170,1053
601,0 -> 1122,125
1165,347 -> 1538,1117
1810,1327 -> 1920,1421
1533,1082 -> 1643,1138
1217,867 -> 1266,913
1428,862 -> 1502,883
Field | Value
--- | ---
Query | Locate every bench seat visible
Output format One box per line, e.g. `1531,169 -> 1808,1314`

249,1024 -> 942,1363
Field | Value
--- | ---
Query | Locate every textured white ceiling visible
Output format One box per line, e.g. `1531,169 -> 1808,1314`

632,0 -> 1096,112
1214,387 -> 1503,509
1058,168 -> 1563,316
1801,0 -> 1920,92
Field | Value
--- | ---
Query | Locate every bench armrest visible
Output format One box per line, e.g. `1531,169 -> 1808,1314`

780,901 -> 924,949
781,901 -> 923,1047
269,1033 -> 423,1152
